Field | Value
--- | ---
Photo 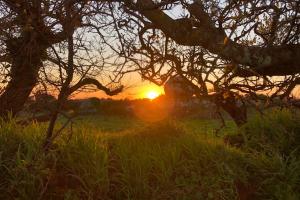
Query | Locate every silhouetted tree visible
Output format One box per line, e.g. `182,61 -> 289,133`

0,0 -> 124,118
106,0 -> 300,125
1,0 -> 300,123
125,0 -> 300,76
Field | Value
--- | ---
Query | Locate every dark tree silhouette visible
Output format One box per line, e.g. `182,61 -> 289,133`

126,0 -> 300,76
102,0 -> 300,125
0,0 -> 124,118
1,0 -> 300,122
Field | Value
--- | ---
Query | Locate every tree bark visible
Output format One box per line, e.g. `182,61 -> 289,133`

0,34 -> 45,118
215,92 -> 247,127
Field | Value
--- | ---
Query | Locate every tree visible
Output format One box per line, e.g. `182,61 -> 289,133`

1,0 -> 299,122
105,0 -> 300,125
0,0 -> 124,118
126,0 -> 300,76
43,31 -> 122,150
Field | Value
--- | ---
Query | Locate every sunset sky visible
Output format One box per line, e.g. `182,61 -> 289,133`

73,73 -> 300,100
72,6 -> 183,100
74,72 -> 164,100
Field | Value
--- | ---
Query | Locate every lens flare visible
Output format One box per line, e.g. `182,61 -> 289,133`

146,91 -> 159,100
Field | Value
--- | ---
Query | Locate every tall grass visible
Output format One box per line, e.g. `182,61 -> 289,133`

0,112 -> 300,199
241,108 -> 300,157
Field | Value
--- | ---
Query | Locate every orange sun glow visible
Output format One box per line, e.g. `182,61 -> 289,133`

146,90 -> 160,100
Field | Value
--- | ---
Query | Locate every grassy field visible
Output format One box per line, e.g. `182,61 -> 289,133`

0,109 -> 300,199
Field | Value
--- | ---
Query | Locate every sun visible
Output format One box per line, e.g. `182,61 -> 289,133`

146,90 -> 159,100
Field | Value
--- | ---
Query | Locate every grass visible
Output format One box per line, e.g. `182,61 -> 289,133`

0,109 -> 300,199
180,118 -> 237,137
72,115 -> 143,132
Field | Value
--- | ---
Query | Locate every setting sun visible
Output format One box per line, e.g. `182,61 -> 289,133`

146,90 -> 159,100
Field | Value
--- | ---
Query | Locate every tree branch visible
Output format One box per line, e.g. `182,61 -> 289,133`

133,0 -> 300,76
68,78 -> 123,96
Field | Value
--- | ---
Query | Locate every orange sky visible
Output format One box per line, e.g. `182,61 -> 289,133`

74,73 -> 164,100
73,78 -> 300,100
75,82 -> 164,100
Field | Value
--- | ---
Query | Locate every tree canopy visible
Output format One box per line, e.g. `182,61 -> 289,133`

0,0 -> 299,122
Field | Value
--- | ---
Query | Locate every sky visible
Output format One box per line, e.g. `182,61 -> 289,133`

70,3 -> 184,100
74,72 -> 165,100
31,2 -> 300,100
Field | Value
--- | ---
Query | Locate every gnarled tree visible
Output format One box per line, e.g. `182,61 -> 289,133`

0,0 -> 125,118
1,0 -> 300,122
125,0 -> 300,76
106,0 -> 300,126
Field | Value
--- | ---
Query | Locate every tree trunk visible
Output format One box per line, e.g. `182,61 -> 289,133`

43,111 -> 59,151
221,102 -> 247,127
43,32 -> 75,151
216,92 -> 247,127
0,34 -> 45,118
